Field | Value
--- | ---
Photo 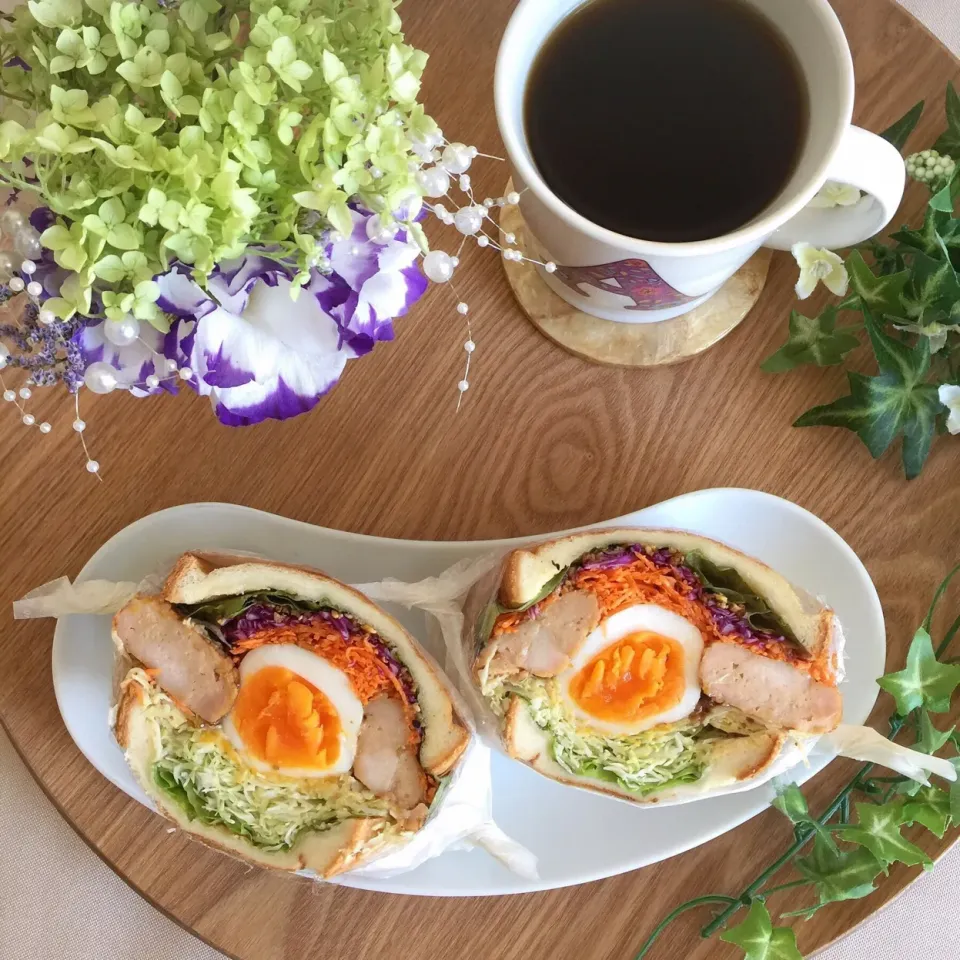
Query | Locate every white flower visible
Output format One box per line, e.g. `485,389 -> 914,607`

792,242 -> 849,300
939,384 -> 960,435
807,181 -> 861,209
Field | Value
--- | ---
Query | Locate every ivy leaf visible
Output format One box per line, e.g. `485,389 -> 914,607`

898,250 -> 960,321
891,206 -> 949,258
902,785 -> 952,838
846,250 -> 910,317
794,320 -> 940,479
915,711 -> 954,755
878,626 -> 960,714
837,802 -> 931,869
773,782 -> 838,855
948,758 -> 960,823
720,901 -> 803,960
880,99 -> 925,152
932,81 -> 960,157
794,835 -> 884,907
762,307 -> 861,372
929,167 -> 960,215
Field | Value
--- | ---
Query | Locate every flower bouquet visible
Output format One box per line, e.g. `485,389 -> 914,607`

0,0 -> 521,469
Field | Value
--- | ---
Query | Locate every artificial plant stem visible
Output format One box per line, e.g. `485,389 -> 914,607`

760,878 -> 809,897
632,896 -> 739,960
699,763 -> 878,939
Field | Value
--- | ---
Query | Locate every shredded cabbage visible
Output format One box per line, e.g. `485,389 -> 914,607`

139,681 -> 391,852
485,674 -> 705,796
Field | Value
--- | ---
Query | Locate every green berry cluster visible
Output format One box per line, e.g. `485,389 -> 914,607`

905,148 -> 956,184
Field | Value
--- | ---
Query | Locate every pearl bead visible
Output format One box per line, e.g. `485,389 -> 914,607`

483,198 -> 495,209
39,309 -> 56,325
83,361 -> 119,394
422,250 -> 455,283
0,208 -> 25,232
2,390 -> 14,402
14,230 -> 42,261
329,231 -> 343,244
20,259 -> 36,275
454,206 -> 484,236
441,142 -> 472,175
0,343 -> 8,362
8,276 -> 24,292
504,232 -> 516,245
416,166 -> 450,199
103,316 -> 140,347
477,236 -> 489,248
165,358 -> 178,372
506,191 -> 521,205
26,280 -> 42,297
72,418 -> 86,432
545,262 -> 558,273
0,252 -> 14,282
86,459 -> 100,474
39,421 -> 51,434
467,146 -> 479,159
22,413 -> 35,426
440,213 -> 454,226
365,215 -> 394,245
458,174 -> 471,192
457,379 -> 469,392
370,166 -> 383,178
18,386 -> 30,399
464,339 -> 475,353
178,367 -> 193,380
433,203 -> 448,218
450,256 -> 460,267
145,374 -> 160,389
456,302 -> 469,315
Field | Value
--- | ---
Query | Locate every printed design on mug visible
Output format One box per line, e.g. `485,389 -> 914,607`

551,260 -> 698,311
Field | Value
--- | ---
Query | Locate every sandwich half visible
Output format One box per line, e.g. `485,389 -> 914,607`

466,529 -> 842,804
112,552 -> 470,876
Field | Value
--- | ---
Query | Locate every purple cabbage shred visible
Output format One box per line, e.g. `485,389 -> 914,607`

519,543 -> 794,654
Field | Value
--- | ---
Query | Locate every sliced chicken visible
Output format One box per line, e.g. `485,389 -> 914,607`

489,589 -> 601,678
114,596 -> 238,723
700,642 -> 842,735
352,694 -> 426,810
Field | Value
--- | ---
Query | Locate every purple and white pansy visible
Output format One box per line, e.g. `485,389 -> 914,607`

74,208 -> 428,426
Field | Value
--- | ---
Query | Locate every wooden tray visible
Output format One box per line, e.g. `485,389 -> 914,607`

1,1 -> 958,958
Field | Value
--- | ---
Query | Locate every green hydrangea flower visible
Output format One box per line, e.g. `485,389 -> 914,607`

0,0 -> 439,325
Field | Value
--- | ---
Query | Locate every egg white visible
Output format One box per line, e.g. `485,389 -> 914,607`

221,643 -> 364,778
559,604 -> 705,735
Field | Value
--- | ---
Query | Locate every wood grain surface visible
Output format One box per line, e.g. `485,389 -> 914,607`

1,1 -> 959,959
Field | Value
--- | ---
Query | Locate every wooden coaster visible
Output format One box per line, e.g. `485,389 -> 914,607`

499,193 -> 772,367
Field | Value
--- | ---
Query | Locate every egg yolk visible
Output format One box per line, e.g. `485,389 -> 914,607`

569,632 -> 685,725
232,665 -> 341,770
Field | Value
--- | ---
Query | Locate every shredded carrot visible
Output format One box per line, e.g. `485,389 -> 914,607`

492,553 -> 834,684
232,622 -> 421,740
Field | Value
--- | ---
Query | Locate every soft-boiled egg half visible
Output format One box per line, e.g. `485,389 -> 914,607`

221,644 -> 363,778
559,604 -> 704,734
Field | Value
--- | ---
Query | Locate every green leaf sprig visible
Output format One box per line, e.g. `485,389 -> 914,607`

763,83 -> 960,479
0,0 -> 439,323
631,562 -> 960,960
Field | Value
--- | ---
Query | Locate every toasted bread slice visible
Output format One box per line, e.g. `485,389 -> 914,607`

163,552 -> 470,776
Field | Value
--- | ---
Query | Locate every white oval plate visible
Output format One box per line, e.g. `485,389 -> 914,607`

51,488 -> 884,896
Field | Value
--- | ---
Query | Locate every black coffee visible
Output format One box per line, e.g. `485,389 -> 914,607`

524,0 -> 809,243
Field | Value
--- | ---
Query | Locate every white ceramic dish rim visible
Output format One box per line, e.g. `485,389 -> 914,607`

50,488 -> 884,896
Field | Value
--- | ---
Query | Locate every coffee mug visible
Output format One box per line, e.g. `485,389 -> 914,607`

495,0 -> 906,324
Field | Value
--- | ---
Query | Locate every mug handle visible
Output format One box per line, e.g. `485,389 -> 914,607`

764,126 -> 905,251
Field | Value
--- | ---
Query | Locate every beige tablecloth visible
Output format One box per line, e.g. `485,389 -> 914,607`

3,1 -> 960,958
